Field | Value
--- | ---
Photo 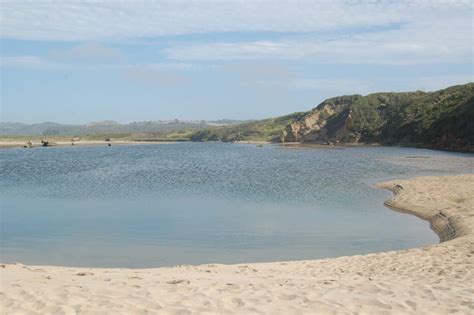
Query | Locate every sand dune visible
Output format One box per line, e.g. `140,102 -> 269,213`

1,175 -> 473,314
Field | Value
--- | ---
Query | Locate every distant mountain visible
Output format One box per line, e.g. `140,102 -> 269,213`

0,122 -> 65,136
85,120 -> 121,127
0,119 -> 244,137
206,119 -> 247,126
190,83 -> 474,151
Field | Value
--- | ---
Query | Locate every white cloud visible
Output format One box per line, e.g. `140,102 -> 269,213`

379,74 -> 474,92
0,56 -> 67,70
0,1 -> 470,41
276,78 -> 375,93
1,1 -> 471,65
220,63 -> 296,84
111,63 -> 208,71
255,74 -> 474,95
122,67 -> 190,87
0,55 -> 203,73
49,42 -> 123,61
163,12 -> 473,64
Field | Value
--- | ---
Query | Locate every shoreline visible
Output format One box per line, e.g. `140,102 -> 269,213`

1,174 -> 473,314
375,176 -> 473,243
3,139 -> 472,154
0,139 -> 172,149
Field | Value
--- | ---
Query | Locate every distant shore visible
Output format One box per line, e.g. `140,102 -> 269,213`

1,174 -> 473,314
2,138 -> 471,154
0,139 -> 171,149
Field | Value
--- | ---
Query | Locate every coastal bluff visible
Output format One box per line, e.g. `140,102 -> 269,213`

190,83 -> 474,152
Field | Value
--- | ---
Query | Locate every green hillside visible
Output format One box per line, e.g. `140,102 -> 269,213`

190,83 -> 474,151
189,112 -> 306,142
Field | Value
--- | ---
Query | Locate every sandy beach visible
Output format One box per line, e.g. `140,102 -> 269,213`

1,174 -> 473,314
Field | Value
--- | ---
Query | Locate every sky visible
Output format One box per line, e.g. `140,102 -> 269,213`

0,0 -> 473,124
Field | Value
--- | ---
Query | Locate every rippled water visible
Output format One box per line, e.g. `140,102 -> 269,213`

1,143 -> 472,267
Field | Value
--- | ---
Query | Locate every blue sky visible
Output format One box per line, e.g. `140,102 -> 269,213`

1,1 -> 472,124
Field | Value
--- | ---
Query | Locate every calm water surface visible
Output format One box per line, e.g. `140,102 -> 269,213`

1,143 -> 472,267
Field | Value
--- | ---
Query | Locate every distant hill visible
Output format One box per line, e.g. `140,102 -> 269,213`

0,119 -> 244,137
85,120 -> 121,127
4,83 -> 472,151
190,83 -> 474,151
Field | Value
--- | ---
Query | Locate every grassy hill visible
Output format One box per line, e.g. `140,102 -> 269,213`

190,83 -> 474,151
0,119 -> 243,141
189,112 -> 306,142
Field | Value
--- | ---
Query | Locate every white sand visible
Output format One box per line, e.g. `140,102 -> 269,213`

1,175 -> 473,314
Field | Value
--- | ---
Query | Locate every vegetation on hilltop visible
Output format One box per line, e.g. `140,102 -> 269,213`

0,120 -> 243,137
190,112 -> 307,142
189,83 -> 474,151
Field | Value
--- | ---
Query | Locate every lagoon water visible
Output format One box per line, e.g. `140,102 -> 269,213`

1,143 -> 472,267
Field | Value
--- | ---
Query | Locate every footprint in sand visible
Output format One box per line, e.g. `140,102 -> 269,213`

167,279 -> 190,285
76,272 -> 94,276
222,297 -> 245,308
406,300 -> 417,311
281,294 -> 297,301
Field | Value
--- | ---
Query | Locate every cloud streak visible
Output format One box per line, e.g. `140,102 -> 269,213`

0,56 -> 67,70
0,55 -> 202,73
1,1 -> 470,41
122,67 -> 191,87
255,74 -> 474,94
49,42 -> 124,61
1,1 -> 471,66
163,14 -> 472,64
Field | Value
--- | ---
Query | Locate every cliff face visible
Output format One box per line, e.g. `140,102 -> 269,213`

282,83 -> 474,151
283,100 -> 347,142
